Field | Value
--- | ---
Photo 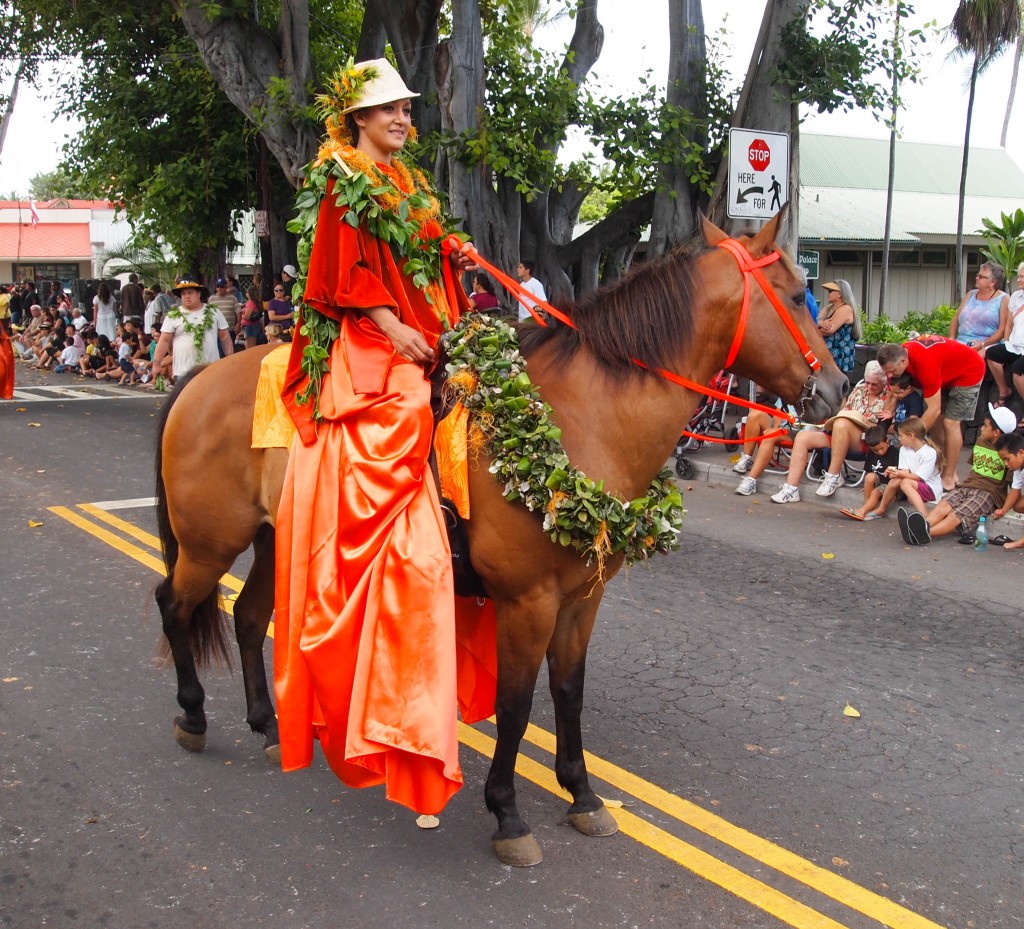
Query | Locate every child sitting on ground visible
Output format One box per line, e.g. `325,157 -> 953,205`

839,425 -> 899,520
52,334 -> 82,374
992,433 -> 1024,549
897,404 -> 1017,546
869,417 -> 943,518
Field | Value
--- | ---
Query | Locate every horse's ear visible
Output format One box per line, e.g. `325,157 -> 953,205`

749,203 -> 789,255
700,210 -> 728,246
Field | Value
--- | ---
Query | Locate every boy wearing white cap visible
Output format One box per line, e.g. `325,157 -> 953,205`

898,403 -> 1018,545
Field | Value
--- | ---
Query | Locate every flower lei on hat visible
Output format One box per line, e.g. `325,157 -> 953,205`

165,304 -> 215,357
442,313 -> 684,568
288,62 -> 450,417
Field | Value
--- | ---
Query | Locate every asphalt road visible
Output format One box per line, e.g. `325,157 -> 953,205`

2,368 -> 1021,929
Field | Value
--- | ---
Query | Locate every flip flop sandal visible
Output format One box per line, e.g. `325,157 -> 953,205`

957,533 -> 975,545
839,508 -> 864,521
897,507 -> 917,545
863,513 -> 881,521
990,535 -> 1014,546
906,510 -> 931,545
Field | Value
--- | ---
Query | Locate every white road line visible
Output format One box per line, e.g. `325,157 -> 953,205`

5,384 -> 153,402
91,497 -> 157,510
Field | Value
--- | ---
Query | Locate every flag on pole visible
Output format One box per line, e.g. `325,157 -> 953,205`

29,199 -> 40,227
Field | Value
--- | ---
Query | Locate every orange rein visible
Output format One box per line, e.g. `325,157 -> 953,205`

445,236 -> 819,442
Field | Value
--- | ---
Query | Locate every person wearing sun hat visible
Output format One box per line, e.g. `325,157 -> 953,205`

817,280 -> 861,374
272,58 -> 490,816
150,277 -> 232,382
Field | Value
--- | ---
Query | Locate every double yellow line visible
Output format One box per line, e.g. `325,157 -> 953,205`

51,501 -> 947,929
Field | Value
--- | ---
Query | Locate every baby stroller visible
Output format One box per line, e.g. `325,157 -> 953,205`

673,371 -> 739,479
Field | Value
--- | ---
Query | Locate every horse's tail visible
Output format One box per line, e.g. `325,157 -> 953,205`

155,366 -> 232,668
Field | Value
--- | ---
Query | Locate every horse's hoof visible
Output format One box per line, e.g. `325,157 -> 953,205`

173,721 -> 207,753
492,834 -> 543,867
569,806 -> 619,837
263,742 -> 281,764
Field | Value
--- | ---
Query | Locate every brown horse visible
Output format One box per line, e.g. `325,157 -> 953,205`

154,210 -> 847,867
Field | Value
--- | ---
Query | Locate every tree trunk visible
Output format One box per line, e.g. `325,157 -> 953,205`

647,0 -> 706,257
956,55 -> 980,302
366,0 -> 444,145
1001,30 -> 1023,148
171,0 -> 317,186
0,61 -> 24,160
879,2 -> 906,321
708,0 -> 805,248
435,0 -> 510,273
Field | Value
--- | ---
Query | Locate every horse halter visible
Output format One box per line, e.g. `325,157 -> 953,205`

716,238 -> 823,416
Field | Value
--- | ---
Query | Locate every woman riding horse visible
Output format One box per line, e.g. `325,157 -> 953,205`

273,60 -> 489,816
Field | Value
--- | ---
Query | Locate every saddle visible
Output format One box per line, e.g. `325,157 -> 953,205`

430,350 -> 489,599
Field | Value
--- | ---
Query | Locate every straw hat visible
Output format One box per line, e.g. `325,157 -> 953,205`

338,59 -> 418,116
172,278 -> 209,301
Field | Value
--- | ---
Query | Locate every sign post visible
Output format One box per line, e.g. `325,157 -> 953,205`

727,128 -> 790,220
797,250 -> 820,281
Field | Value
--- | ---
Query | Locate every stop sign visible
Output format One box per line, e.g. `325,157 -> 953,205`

748,138 -> 771,171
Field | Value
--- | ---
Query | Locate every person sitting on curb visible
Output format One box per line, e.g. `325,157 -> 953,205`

863,416 -> 943,520
770,361 -> 894,504
839,425 -> 899,520
732,399 -> 794,496
991,433 -> 1024,548
896,404 -> 1016,546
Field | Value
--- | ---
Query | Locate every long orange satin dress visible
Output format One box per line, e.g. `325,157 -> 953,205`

275,169 -> 496,815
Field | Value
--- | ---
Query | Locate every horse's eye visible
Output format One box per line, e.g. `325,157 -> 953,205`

792,290 -> 806,307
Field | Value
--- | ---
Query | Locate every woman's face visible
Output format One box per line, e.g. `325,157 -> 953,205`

1016,268 -> 1024,290
865,377 -> 886,396
975,268 -> 996,291
825,288 -> 840,304
354,99 -> 413,161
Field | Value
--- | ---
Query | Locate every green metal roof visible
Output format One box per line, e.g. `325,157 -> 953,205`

800,133 -> 1024,197
797,133 -> 1024,245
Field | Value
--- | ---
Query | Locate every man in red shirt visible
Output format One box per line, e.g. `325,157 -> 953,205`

877,336 -> 986,491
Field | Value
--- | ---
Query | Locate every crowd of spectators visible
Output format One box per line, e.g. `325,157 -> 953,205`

3,271 -> 294,389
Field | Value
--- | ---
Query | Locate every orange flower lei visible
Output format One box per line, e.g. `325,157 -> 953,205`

314,139 -> 440,224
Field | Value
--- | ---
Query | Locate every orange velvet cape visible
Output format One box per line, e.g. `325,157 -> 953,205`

274,171 -> 497,815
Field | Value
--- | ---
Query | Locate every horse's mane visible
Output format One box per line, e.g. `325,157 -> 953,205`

517,245 -> 697,379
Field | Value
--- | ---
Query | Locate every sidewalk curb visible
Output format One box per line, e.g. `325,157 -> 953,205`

670,454 -> 866,510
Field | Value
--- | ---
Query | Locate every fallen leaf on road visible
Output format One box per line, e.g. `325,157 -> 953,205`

599,797 -> 623,808
2,677 -> 19,683
821,552 -> 835,560
416,814 -> 440,829
27,422 -> 41,427
831,856 -> 849,867
843,704 -> 861,718
16,407 -> 25,412
27,520 -> 42,528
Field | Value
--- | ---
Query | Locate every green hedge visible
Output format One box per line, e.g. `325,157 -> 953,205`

859,305 -> 957,345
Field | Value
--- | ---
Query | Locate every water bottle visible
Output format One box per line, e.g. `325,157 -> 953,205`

974,516 -> 988,551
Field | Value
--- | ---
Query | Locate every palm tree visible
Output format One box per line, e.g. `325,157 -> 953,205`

1000,28 -> 1023,148
501,0 -> 569,37
949,0 -> 1022,300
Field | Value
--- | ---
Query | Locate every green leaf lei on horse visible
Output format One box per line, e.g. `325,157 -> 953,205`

443,314 -> 684,567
